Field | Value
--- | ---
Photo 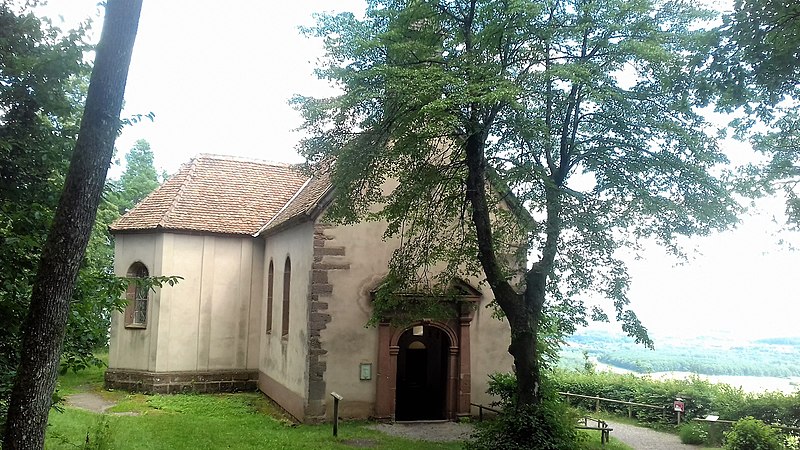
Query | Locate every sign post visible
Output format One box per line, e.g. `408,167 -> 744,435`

331,392 -> 343,437
673,398 -> 685,425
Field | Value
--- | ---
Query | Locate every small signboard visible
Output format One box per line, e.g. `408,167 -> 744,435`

673,400 -> 685,412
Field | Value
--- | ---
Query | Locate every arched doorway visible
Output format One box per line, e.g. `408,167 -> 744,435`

395,325 -> 450,420
374,279 -> 482,421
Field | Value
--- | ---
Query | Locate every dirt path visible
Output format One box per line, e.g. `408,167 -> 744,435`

606,421 -> 698,450
65,392 -> 116,413
65,392 -> 140,416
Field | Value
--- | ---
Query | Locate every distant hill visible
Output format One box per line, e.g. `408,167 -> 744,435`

560,329 -> 800,377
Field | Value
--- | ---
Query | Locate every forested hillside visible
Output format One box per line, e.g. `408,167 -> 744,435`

561,329 -> 800,377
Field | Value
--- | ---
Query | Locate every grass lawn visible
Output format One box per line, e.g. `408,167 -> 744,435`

45,358 -> 630,449
578,430 -> 633,450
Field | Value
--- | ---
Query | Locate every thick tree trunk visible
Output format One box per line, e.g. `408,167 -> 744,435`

464,124 -> 561,410
508,269 -> 547,407
2,2 -> 141,448
464,132 -> 541,408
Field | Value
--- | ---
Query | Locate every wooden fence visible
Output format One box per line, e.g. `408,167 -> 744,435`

558,391 -> 664,419
471,394 -> 663,419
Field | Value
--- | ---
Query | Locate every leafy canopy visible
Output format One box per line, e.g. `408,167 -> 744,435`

295,0 -> 739,348
108,139 -> 161,214
712,0 -> 800,225
0,1 -> 90,422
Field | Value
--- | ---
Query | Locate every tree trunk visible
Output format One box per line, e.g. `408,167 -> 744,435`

505,270 -> 545,407
464,121 -> 562,410
463,131 -> 544,408
2,1 -> 142,448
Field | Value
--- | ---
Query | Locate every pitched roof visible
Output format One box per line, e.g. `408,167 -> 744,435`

256,168 -> 333,236
110,154 -> 315,236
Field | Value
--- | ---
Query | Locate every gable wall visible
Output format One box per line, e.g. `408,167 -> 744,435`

313,218 -> 514,419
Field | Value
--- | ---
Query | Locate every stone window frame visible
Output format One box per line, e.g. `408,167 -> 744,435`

266,259 -> 274,334
124,262 -> 149,329
281,256 -> 291,338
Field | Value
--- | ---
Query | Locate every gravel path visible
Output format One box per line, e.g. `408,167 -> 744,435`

367,421 -> 474,442
606,421 -> 698,450
368,420 -> 698,448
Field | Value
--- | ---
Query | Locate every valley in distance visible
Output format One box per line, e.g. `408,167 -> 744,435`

559,328 -> 800,394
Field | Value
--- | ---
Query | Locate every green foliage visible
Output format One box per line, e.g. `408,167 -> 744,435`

84,415 -> 114,450
785,434 -> 800,450
714,0 -> 800,108
50,414 -> 114,450
467,373 -> 584,450
709,0 -> 800,225
553,369 -> 800,429
724,417 -> 782,450
0,1 -> 91,431
107,139 -> 161,214
679,422 -> 709,445
296,0 -> 740,376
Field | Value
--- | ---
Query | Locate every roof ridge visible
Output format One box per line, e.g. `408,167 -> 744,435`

159,159 -> 198,227
194,153 -> 297,167
254,176 -> 313,236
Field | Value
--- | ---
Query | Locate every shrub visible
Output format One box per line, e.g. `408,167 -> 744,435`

785,434 -> 800,450
466,373 -> 584,450
724,417 -> 782,450
552,368 -> 800,428
679,422 -> 709,445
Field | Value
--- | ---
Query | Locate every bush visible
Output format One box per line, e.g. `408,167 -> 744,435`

724,417 -> 782,450
679,422 -> 709,445
785,434 -> 800,450
466,373 -> 584,450
552,368 -> 800,428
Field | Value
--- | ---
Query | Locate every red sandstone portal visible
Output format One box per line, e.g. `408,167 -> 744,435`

375,314 -> 473,421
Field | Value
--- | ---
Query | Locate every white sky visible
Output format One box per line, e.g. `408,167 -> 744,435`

40,0 -> 800,341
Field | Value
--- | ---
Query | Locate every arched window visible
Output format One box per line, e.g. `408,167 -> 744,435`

125,262 -> 149,328
281,256 -> 291,337
266,260 -> 274,334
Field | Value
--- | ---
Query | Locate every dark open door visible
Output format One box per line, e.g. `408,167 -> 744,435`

395,325 -> 449,420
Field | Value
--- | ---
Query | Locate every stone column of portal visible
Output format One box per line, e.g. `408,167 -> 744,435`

375,322 -> 393,420
458,316 -> 472,418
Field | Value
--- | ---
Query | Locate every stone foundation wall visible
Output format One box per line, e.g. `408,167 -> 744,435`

104,369 -> 258,394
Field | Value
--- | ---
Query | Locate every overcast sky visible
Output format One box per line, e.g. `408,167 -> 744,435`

40,0 -> 800,341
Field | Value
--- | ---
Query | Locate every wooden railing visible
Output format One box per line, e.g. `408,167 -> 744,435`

576,417 -> 613,447
469,402 -> 501,421
558,391 -> 664,418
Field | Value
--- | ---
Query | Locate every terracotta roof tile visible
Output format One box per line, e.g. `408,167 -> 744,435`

110,154 -> 313,235
257,168 -> 333,235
